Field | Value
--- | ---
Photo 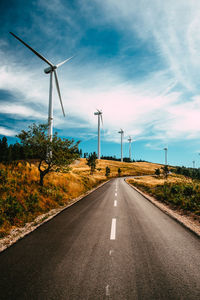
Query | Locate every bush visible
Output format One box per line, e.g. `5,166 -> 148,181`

26,193 -> 39,213
105,166 -> 110,177
3,195 -> 25,225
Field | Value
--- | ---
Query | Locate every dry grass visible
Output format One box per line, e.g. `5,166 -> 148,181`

0,158 -> 163,237
127,174 -> 190,188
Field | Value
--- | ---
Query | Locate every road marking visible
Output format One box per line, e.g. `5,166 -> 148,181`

115,192 -> 117,196
106,285 -> 110,296
109,250 -> 114,256
110,218 -> 116,240
114,200 -> 117,207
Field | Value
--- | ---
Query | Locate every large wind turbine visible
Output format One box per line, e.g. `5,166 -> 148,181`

128,136 -> 132,161
94,109 -> 103,159
118,129 -> 124,162
10,32 -> 73,141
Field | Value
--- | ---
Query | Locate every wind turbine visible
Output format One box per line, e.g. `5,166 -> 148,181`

10,32 -> 73,141
128,136 -> 132,161
94,109 -> 103,159
118,129 -> 124,162
163,147 -> 168,165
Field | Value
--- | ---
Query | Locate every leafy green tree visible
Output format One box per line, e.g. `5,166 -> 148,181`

17,123 -> 80,186
105,166 -> 110,177
118,168 -> 122,176
86,152 -> 97,174
155,168 -> 161,176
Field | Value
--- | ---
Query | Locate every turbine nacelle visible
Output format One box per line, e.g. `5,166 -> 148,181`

44,66 -> 57,74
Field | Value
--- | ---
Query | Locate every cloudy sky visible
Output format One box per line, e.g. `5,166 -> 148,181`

1,0 -> 200,166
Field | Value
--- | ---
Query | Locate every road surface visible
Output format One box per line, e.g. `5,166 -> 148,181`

0,178 -> 200,299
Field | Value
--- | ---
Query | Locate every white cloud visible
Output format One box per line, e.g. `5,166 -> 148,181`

0,126 -> 17,136
2,0 -> 200,147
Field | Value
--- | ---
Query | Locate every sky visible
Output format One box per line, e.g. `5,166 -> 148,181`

1,0 -> 200,167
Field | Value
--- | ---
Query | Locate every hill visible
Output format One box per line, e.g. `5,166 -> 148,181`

0,159 -> 161,237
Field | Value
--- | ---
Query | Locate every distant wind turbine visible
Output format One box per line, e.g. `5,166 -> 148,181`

163,147 -> 168,165
118,129 -> 124,162
94,109 -> 103,159
128,136 -> 132,161
10,32 -> 73,141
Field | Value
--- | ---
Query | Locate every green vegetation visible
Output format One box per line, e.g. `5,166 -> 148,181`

17,123 -> 80,186
86,152 -> 98,174
175,166 -> 200,180
155,168 -> 161,176
105,166 -> 110,177
129,178 -> 200,215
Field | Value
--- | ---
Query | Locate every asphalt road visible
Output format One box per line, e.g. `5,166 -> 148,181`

0,178 -> 200,300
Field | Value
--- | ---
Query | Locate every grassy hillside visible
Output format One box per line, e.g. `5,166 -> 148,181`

127,175 -> 200,217
0,159 -> 160,237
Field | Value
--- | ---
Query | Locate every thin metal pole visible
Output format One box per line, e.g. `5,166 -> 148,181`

48,72 -> 53,141
129,140 -> 131,161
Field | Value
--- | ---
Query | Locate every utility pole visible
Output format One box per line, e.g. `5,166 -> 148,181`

193,160 -> 195,168
118,129 -> 124,162
164,147 -> 168,165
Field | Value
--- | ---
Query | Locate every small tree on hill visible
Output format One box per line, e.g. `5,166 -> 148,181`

162,165 -> 169,179
155,168 -> 161,176
105,166 -> 110,177
118,168 -> 122,176
86,152 -> 97,174
17,123 -> 80,186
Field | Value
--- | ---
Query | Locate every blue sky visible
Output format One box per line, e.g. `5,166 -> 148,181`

1,0 -> 200,167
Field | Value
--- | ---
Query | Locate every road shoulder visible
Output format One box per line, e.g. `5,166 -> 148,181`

125,178 -> 200,238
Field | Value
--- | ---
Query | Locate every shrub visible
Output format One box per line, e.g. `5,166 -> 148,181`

105,166 -> 110,177
3,195 -> 25,225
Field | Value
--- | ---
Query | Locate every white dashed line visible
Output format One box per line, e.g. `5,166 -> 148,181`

105,285 -> 110,296
115,192 -> 117,197
114,200 -> 117,207
110,218 -> 116,240
109,250 -> 114,256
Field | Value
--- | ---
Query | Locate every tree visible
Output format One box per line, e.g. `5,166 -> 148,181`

161,165 -> 169,179
86,152 -> 97,174
0,137 -> 8,162
17,123 -> 80,186
105,166 -> 110,177
155,168 -> 161,176
118,168 -> 122,176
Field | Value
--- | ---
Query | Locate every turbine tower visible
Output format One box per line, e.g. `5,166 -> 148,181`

163,147 -> 168,165
118,129 -> 124,162
94,109 -> 103,159
10,32 -> 73,141
128,136 -> 132,161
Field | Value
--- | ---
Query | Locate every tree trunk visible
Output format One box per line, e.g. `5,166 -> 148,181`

40,172 -> 44,186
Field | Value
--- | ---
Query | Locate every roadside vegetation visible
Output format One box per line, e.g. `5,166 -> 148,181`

0,156 -> 160,237
127,172 -> 200,217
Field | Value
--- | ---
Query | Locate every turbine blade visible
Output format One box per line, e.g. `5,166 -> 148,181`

10,32 -> 53,67
56,56 -> 74,68
54,70 -> 65,117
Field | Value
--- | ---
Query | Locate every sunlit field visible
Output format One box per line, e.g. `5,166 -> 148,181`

0,158 -> 160,236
